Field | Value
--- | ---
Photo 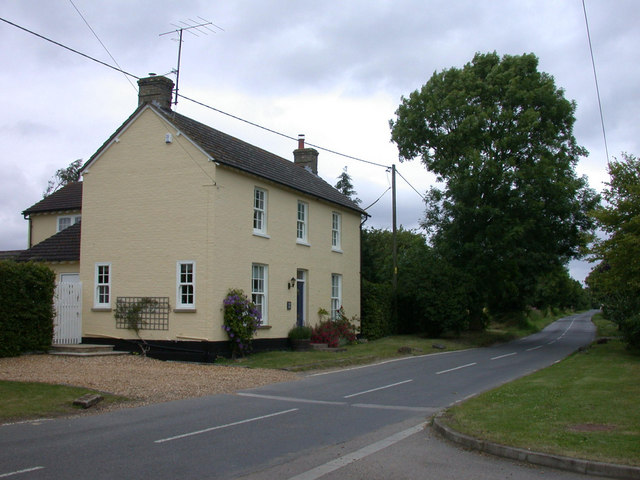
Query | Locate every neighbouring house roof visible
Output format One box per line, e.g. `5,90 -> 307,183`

0,250 -> 23,260
16,222 -> 81,262
22,182 -> 83,217
84,105 -> 366,216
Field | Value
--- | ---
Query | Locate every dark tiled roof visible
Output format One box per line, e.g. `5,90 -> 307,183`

17,222 -> 81,262
0,250 -> 23,260
161,109 -> 365,214
22,182 -> 83,216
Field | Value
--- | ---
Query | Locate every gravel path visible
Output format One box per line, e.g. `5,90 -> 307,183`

0,354 -> 299,412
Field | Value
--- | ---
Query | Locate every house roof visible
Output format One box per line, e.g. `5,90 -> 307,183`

84,105 -> 366,215
22,182 -> 83,217
0,250 -> 23,260
16,222 -> 81,263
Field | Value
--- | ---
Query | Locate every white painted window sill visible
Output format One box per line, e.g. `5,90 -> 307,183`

253,232 -> 271,239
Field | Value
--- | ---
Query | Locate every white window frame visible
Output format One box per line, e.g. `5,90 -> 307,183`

251,263 -> 268,325
296,201 -> 308,244
176,261 -> 196,310
253,187 -> 268,236
94,263 -> 111,308
57,214 -> 81,232
331,212 -> 342,251
331,273 -> 342,320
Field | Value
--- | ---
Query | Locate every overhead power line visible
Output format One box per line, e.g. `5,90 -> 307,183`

177,93 -> 391,169
581,0 -> 610,163
0,16 -> 140,79
68,0 -> 137,92
395,166 -> 427,201
363,186 -> 391,211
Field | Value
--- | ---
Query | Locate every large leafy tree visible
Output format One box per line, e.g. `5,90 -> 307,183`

587,153 -> 640,349
390,52 -> 598,319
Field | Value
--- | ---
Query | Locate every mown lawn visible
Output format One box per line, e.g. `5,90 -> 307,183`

442,315 -> 640,466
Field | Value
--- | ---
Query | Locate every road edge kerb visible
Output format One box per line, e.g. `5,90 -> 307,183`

431,415 -> 640,480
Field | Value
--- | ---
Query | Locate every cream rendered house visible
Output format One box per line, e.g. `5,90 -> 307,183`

77,76 -> 364,361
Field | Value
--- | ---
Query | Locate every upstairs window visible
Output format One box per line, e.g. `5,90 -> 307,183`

57,215 -> 81,232
296,201 -> 308,243
331,212 -> 341,251
253,188 -> 267,235
177,261 -> 195,309
95,263 -> 111,308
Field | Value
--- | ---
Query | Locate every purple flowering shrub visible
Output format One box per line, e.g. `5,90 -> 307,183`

222,289 -> 262,358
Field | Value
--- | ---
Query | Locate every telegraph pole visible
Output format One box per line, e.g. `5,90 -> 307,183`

391,164 -> 398,324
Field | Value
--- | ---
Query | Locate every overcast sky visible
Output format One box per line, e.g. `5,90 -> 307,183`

1,1 -> 638,282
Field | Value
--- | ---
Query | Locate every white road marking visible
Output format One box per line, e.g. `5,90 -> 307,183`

308,349 -> 470,377
287,422 -> 428,480
154,408 -> 298,444
490,352 -> 517,360
436,362 -> 477,375
526,345 -> 543,351
344,379 -> 413,399
0,419 -> 52,428
237,392 -> 346,406
238,392 -> 431,412
0,467 -> 44,478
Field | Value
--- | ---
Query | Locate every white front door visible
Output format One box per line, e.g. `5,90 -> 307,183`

53,280 -> 82,344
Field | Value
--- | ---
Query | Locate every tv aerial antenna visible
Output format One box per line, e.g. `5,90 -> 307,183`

160,17 -> 223,106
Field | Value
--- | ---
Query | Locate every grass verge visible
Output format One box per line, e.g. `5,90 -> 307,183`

441,316 -> 640,466
0,381 -> 125,422
217,309 -> 566,371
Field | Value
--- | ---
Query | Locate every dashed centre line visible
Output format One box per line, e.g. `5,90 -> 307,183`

0,467 -> 44,478
154,408 -> 298,444
344,379 -> 413,399
527,345 -> 543,351
491,352 -> 517,360
436,362 -> 477,375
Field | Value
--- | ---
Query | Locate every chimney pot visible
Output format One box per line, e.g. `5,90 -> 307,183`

138,75 -> 174,110
298,134 -> 305,149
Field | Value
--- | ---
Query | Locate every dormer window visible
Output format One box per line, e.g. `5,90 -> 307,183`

57,215 -> 81,232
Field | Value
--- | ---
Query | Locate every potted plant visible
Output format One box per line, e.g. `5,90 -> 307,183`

288,325 -> 312,351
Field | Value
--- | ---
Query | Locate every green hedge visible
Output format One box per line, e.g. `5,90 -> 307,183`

360,279 -> 394,340
0,261 -> 56,357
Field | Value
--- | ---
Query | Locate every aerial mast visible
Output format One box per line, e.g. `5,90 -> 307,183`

159,18 -> 223,106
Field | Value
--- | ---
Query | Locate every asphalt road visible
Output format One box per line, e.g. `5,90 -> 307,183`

0,311 -> 598,479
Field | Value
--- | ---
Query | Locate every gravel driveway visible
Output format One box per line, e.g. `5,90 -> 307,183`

0,354 -> 299,411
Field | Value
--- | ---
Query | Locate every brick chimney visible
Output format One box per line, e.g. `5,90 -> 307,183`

293,134 -> 319,175
137,75 -> 174,110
